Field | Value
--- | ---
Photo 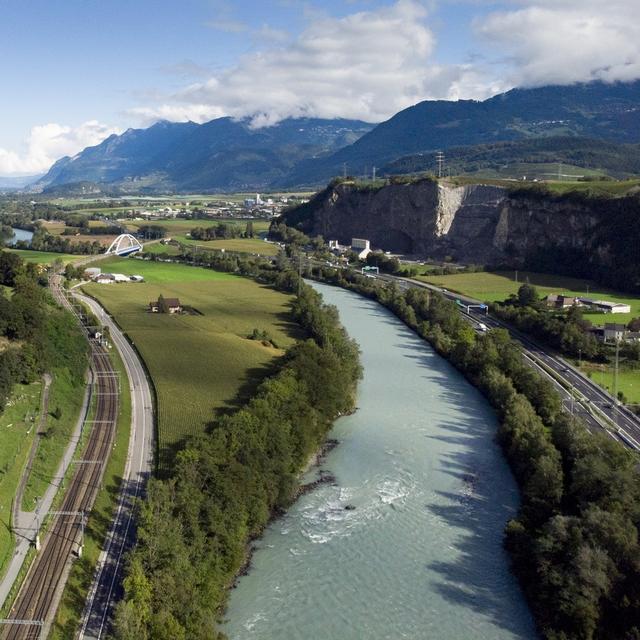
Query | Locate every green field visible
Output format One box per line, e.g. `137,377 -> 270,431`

176,237 -> 280,256
83,258 -> 299,458
21,368 -> 87,509
0,383 -> 41,579
5,249 -> 83,265
468,163 -> 607,181
449,176 -> 640,196
579,363 -> 640,406
124,217 -> 271,236
416,270 -> 640,326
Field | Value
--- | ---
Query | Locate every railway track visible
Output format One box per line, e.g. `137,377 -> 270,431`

2,279 -> 119,640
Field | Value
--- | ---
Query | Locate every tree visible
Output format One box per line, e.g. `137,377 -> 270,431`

244,221 -> 254,238
517,283 -> 539,307
157,295 -> 170,314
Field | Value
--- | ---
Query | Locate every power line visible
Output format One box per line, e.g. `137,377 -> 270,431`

435,151 -> 445,178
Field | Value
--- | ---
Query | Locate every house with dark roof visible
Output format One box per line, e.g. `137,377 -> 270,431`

149,298 -> 182,314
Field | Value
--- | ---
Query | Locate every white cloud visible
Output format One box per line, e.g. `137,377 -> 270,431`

0,121 -> 120,176
476,0 -> 640,86
130,0 -> 496,127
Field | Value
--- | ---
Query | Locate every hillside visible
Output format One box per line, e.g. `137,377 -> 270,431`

30,80 -> 640,193
284,81 -> 640,186
382,136 -> 640,180
282,178 -> 640,292
34,117 -> 374,194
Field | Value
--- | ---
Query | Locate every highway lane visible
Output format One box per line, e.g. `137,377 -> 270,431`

318,265 -> 640,448
393,274 -> 640,449
74,293 -> 155,640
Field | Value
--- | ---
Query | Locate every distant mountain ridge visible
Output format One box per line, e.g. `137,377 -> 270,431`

34,117 -> 374,193
33,80 -> 640,193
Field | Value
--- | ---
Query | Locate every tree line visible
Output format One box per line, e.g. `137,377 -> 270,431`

311,264 -> 640,639
112,274 -> 362,639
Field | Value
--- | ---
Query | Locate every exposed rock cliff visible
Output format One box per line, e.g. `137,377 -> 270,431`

284,179 -> 604,266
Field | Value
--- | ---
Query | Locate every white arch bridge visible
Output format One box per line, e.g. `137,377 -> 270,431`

105,234 -> 143,256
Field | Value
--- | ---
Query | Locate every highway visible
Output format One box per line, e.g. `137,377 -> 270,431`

74,293 -> 154,640
385,273 -> 640,450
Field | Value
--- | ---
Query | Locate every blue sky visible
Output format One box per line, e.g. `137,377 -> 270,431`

0,0 -> 636,175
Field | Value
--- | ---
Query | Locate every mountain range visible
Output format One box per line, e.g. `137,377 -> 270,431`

32,80 -> 640,193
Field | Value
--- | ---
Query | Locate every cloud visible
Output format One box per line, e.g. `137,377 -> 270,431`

476,0 -> 640,86
0,121 -> 120,176
130,0 -> 496,127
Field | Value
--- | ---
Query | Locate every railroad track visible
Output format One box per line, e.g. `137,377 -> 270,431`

2,280 -> 118,640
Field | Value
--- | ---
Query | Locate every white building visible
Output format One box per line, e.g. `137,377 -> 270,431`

351,238 -> 371,260
578,298 -> 631,314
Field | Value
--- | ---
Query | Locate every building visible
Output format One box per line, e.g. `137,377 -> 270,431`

351,238 -> 371,260
84,267 -> 101,279
545,294 -> 578,309
95,274 -> 115,284
149,298 -> 182,314
578,298 -> 631,314
603,323 -> 627,343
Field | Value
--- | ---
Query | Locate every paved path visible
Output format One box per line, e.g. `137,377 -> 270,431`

0,371 -> 93,609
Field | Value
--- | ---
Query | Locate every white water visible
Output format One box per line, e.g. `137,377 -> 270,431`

223,282 -> 537,640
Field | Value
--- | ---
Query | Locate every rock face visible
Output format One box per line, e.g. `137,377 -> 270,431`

294,179 -> 602,265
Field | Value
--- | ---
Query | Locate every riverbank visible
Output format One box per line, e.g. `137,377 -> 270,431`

223,281 -> 536,640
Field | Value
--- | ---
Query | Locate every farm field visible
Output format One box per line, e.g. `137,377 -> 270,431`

0,382 -> 42,579
82,258 -> 300,460
416,270 -> 640,326
175,237 -> 280,256
124,217 -> 271,236
5,249 -> 83,265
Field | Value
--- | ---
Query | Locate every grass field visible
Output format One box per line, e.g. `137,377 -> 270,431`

5,249 -> 83,265
21,368 -> 87,510
0,383 -> 42,579
175,237 -> 280,256
449,176 -> 640,196
124,217 -> 271,236
579,363 -> 640,406
416,270 -> 640,326
83,258 -> 300,458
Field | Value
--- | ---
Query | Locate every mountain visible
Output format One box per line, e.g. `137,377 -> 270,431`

35,117 -> 374,193
0,174 -> 43,190
284,81 -> 640,186
381,136 -> 640,180
34,81 -> 640,193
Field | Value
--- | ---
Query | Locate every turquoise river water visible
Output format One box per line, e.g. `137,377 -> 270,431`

223,282 -> 537,640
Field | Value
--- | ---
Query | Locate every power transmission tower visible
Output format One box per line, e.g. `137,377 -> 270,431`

435,151 -> 445,178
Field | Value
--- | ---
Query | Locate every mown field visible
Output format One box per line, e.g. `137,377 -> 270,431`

416,270 -> 640,326
0,383 -> 41,579
175,237 -> 280,256
5,249 -> 83,265
82,258 -> 300,457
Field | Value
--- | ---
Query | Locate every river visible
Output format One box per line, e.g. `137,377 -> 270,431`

6,227 -> 33,246
223,282 -> 537,640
